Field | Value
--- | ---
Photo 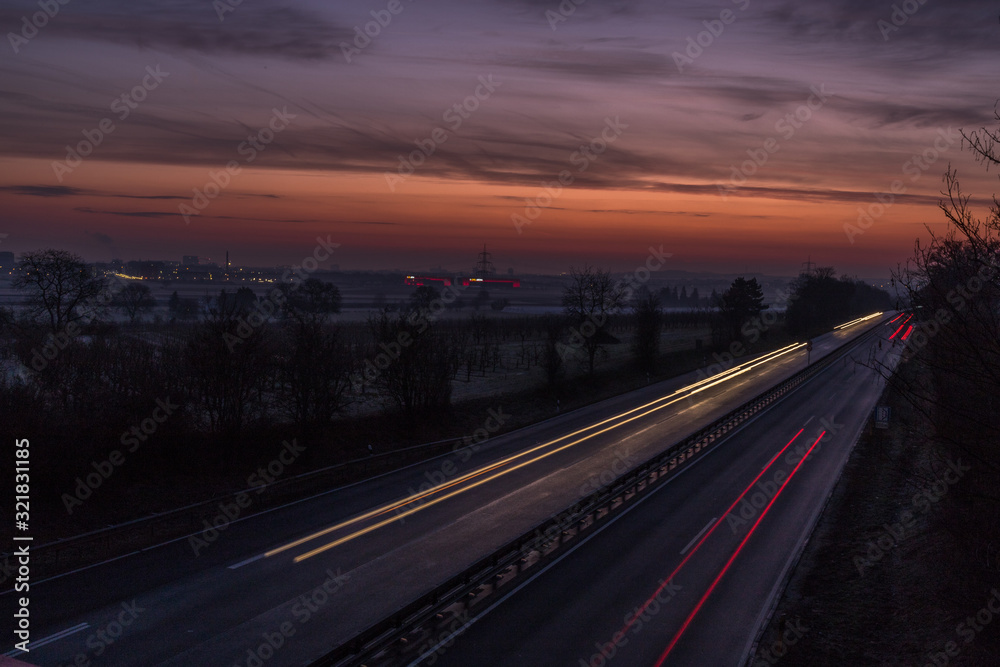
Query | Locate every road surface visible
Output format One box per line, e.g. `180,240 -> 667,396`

432,321 -> 899,666
1,316 -> 891,666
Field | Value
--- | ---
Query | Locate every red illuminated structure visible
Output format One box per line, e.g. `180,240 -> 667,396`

464,244 -> 519,287
404,275 -> 452,287
403,244 -> 520,288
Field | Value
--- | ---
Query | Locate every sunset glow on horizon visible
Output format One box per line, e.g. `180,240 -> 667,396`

2,0 -> 997,276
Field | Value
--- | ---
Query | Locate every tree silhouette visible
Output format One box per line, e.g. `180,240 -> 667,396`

409,285 -> 440,312
632,286 -> 662,370
717,277 -> 767,342
276,279 -> 348,435
116,283 -> 156,323
786,271 -> 889,336
562,265 -> 627,375
14,249 -> 107,333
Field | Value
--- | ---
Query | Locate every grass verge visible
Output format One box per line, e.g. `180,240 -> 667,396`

750,355 -> 1000,666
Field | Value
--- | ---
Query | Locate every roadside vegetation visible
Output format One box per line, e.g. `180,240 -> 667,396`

754,111 -> 1000,665
1,251 -> 887,542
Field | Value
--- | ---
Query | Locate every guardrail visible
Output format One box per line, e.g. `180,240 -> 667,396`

310,323 -> 883,666
0,436 -> 469,579
0,320 -> 879,582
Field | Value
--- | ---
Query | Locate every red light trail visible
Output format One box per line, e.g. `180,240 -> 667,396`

653,430 -> 827,665
613,429 -> 805,639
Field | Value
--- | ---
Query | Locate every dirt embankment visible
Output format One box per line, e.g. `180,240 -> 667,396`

751,356 -> 1000,666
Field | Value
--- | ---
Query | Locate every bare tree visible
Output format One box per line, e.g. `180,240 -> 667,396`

886,168 -> 1000,457
279,278 -> 342,320
409,285 -> 440,312
366,310 -> 462,421
562,265 -> 627,375
185,310 -> 272,441
13,249 -> 107,333
216,286 -> 257,317
276,279 -> 350,435
632,286 -> 662,370
869,109 -> 1000,588
115,283 -> 156,323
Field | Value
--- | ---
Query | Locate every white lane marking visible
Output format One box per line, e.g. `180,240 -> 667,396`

404,345 -> 863,667
4,622 -> 89,655
803,416 -> 814,426
681,517 -> 717,555
228,553 -> 266,570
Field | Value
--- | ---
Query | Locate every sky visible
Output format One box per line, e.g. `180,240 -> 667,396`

1,0 -> 998,277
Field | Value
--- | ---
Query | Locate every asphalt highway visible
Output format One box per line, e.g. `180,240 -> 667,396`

1,314 -> 892,666
433,320 -> 900,667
